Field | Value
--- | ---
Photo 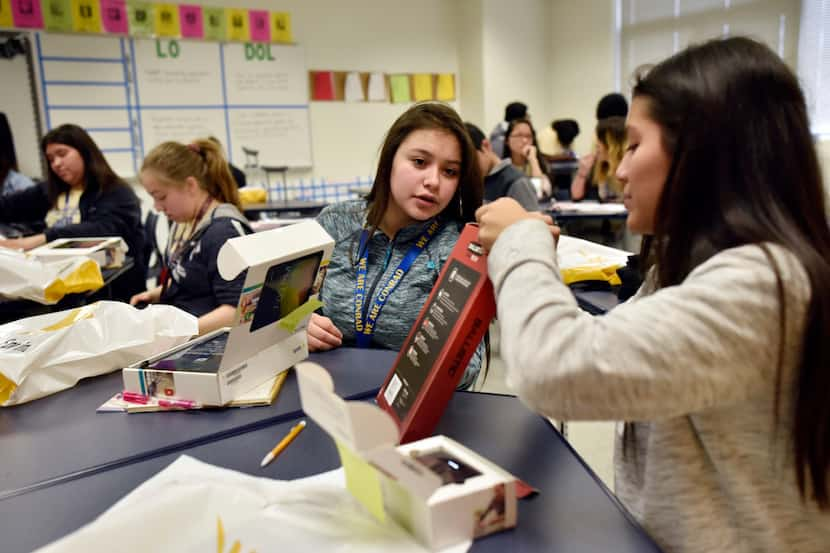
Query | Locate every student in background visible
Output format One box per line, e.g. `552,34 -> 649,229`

0,113 -> 34,196
130,139 -> 252,335
477,37 -> 830,552
489,101 -> 527,159
503,118 -> 551,199
0,124 -> 146,300
465,122 -> 538,211
589,116 -> 627,201
207,136 -> 246,188
308,102 -> 485,390
571,93 -> 628,200
546,119 -> 580,199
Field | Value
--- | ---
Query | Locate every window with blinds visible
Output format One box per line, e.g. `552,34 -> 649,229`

798,0 -> 830,136
616,0 -> 801,91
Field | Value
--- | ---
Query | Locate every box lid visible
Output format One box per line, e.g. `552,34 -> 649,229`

216,220 -> 334,370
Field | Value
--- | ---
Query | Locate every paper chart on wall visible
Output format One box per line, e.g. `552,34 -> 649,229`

37,33 -> 134,176
222,42 -> 312,167
33,31 -> 312,176
344,71 -> 364,102
367,72 -> 387,102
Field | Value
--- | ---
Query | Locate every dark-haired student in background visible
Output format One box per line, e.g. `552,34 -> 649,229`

465,122 -> 538,212
0,124 -> 146,300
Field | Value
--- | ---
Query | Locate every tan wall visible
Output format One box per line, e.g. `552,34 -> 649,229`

547,0 -> 616,156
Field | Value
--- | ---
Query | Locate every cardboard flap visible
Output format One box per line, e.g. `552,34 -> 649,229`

296,362 -> 399,452
366,447 -> 443,500
296,362 -> 443,498
32,237 -> 128,255
217,220 -> 332,280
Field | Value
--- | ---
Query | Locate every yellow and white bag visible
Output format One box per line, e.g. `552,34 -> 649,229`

0,248 -> 104,304
556,235 -> 631,286
0,302 -> 197,406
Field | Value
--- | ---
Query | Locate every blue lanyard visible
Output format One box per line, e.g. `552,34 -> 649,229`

353,220 -> 441,347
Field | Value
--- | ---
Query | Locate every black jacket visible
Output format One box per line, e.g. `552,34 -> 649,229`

0,181 -> 147,300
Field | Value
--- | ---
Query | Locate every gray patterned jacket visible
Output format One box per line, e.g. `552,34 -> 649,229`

317,200 -> 483,389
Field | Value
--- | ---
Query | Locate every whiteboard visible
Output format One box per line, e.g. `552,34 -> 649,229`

33,32 -> 312,176
36,33 -> 136,177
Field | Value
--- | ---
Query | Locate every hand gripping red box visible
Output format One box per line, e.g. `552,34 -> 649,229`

376,223 -> 497,443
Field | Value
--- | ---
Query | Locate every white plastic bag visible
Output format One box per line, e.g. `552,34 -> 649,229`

0,301 -> 198,406
36,456 -> 469,553
556,235 -> 631,285
0,248 -> 104,304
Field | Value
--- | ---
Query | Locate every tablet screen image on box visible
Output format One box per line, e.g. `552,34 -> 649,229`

50,239 -> 109,249
250,251 -> 322,332
413,449 -> 482,486
146,332 -> 229,373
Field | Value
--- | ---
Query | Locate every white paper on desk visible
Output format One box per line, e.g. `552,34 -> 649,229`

35,455 -> 471,553
553,201 -> 628,215
556,235 -> 631,270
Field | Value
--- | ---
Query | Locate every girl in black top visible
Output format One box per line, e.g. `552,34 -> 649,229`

0,124 -> 145,300
130,139 -> 251,335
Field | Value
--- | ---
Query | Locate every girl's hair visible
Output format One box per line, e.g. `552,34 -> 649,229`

366,102 -> 482,227
503,118 -> 550,175
0,113 -> 18,185
593,116 -> 626,195
141,138 -> 241,210
633,36 -> 830,507
41,124 -> 124,205
552,119 -> 580,149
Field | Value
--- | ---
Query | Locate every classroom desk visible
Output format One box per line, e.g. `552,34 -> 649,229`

0,392 -> 663,553
571,287 -> 621,315
0,347 -> 395,500
242,199 -> 328,219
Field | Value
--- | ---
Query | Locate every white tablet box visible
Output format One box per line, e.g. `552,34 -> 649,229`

30,237 -> 127,268
297,361 -> 518,551
122,220 -> 334,406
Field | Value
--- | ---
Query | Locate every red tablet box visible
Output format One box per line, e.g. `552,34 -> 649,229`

376,223 -> 496,443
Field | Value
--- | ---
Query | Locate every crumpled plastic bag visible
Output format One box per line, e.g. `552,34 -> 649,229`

556,235 -> 631,286
35,455 -> 469,553
0,248 -> 104,304
0,301 -> 198,406
238,187 -> 267,205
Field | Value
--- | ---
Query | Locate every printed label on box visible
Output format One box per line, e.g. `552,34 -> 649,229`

389,259 -> 479,420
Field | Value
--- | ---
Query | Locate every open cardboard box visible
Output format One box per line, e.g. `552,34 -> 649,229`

30,237 -> 127,268
122,221 -> 333,406
297,361 -> 517,551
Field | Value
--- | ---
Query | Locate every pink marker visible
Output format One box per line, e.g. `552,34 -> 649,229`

158,398 -> 198,409
122,391 -> 149,404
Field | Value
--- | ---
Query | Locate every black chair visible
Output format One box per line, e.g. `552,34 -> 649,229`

545,153 -> 579,201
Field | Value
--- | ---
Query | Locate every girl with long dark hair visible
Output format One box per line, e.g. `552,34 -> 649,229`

477,37 -> 830,552
0,124 -> 145,300
308,102 -> 485,389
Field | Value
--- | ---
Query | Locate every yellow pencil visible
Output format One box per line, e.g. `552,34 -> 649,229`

260,420 -> 306,468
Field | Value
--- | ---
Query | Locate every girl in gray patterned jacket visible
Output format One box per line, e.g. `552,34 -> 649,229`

477,38 -> 830,552
308,102 -> 485,389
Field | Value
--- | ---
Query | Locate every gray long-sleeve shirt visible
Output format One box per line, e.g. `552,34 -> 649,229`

488,218 -> 830,553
